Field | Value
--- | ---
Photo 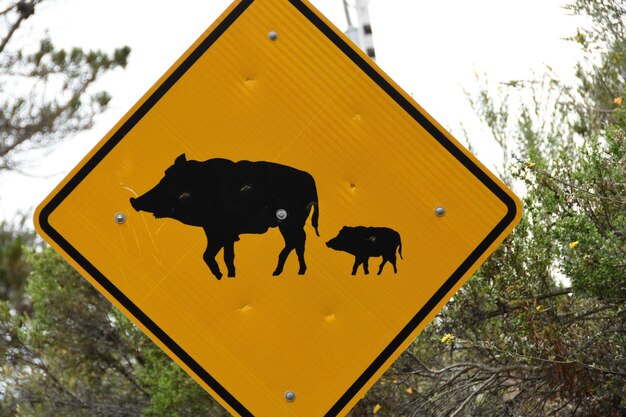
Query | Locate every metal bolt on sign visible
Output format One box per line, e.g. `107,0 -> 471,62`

276,209 -> 288,220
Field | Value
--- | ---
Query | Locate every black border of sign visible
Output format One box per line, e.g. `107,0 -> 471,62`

37,1 -> 519,416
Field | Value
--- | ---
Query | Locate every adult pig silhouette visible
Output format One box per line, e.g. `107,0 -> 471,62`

326,226 -> 402,275
130,154 -> 320,279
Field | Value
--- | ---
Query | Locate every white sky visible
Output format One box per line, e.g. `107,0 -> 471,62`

0,0 -> 584,220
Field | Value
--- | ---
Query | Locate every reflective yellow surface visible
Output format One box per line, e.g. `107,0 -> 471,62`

35,0 -> 521,416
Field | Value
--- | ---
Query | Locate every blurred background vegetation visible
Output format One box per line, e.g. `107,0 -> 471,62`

1,0 -> 624,416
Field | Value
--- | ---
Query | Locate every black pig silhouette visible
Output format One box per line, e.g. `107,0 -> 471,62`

130,154 -> 320,279
326,226 -> 402,275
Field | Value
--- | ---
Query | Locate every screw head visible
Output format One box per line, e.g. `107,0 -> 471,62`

435,206 -> 445,217
268,31 -> 278,41
114,212 -> 126,224
285,390 -> 296,402
276,209 -> 287,220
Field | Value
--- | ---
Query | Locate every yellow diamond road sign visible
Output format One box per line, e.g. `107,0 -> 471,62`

35,0 -> 522,416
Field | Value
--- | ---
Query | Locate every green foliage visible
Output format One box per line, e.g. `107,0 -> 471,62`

1,248 -> 150,416
139,344 -> 227,417
544,116 -> 625,299
0,0 -> 131,171
108,311 -> 225,416
565,0 -> 625,135
0,216 -> 37,313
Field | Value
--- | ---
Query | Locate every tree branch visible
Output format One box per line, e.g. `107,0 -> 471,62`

0,14 -> 24,54
478,287 -> 573,320
449,374 -> 497,417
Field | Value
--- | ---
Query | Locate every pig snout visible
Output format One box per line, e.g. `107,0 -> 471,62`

130,196 -> 150,212
130,196 -> 153,213
129,197 -> 139,211
326,237 -> 344,250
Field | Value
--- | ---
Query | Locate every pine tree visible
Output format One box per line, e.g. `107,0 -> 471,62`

0,0 -> 130,170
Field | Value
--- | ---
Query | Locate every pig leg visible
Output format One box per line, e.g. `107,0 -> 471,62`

352,256 -> 366,275
273,225 -> 296,276
379,252 -> 398,274
223,240 -> 236,278
389,252 -> 398,273
202,237 -> 224,280
351,257 -> 359,275
273,247 -> 292,276
377,258 -> 388,275
294,228 -> 307,275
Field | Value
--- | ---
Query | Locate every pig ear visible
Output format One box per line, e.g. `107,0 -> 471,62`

175,154 -> 187,165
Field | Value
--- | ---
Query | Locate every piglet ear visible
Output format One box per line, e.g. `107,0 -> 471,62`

175,154 -> 187,165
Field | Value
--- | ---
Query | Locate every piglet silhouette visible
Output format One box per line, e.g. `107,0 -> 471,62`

326,226 -> 402,275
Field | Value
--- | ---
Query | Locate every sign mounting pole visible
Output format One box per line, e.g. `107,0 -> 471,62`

343,0 -> 376,60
